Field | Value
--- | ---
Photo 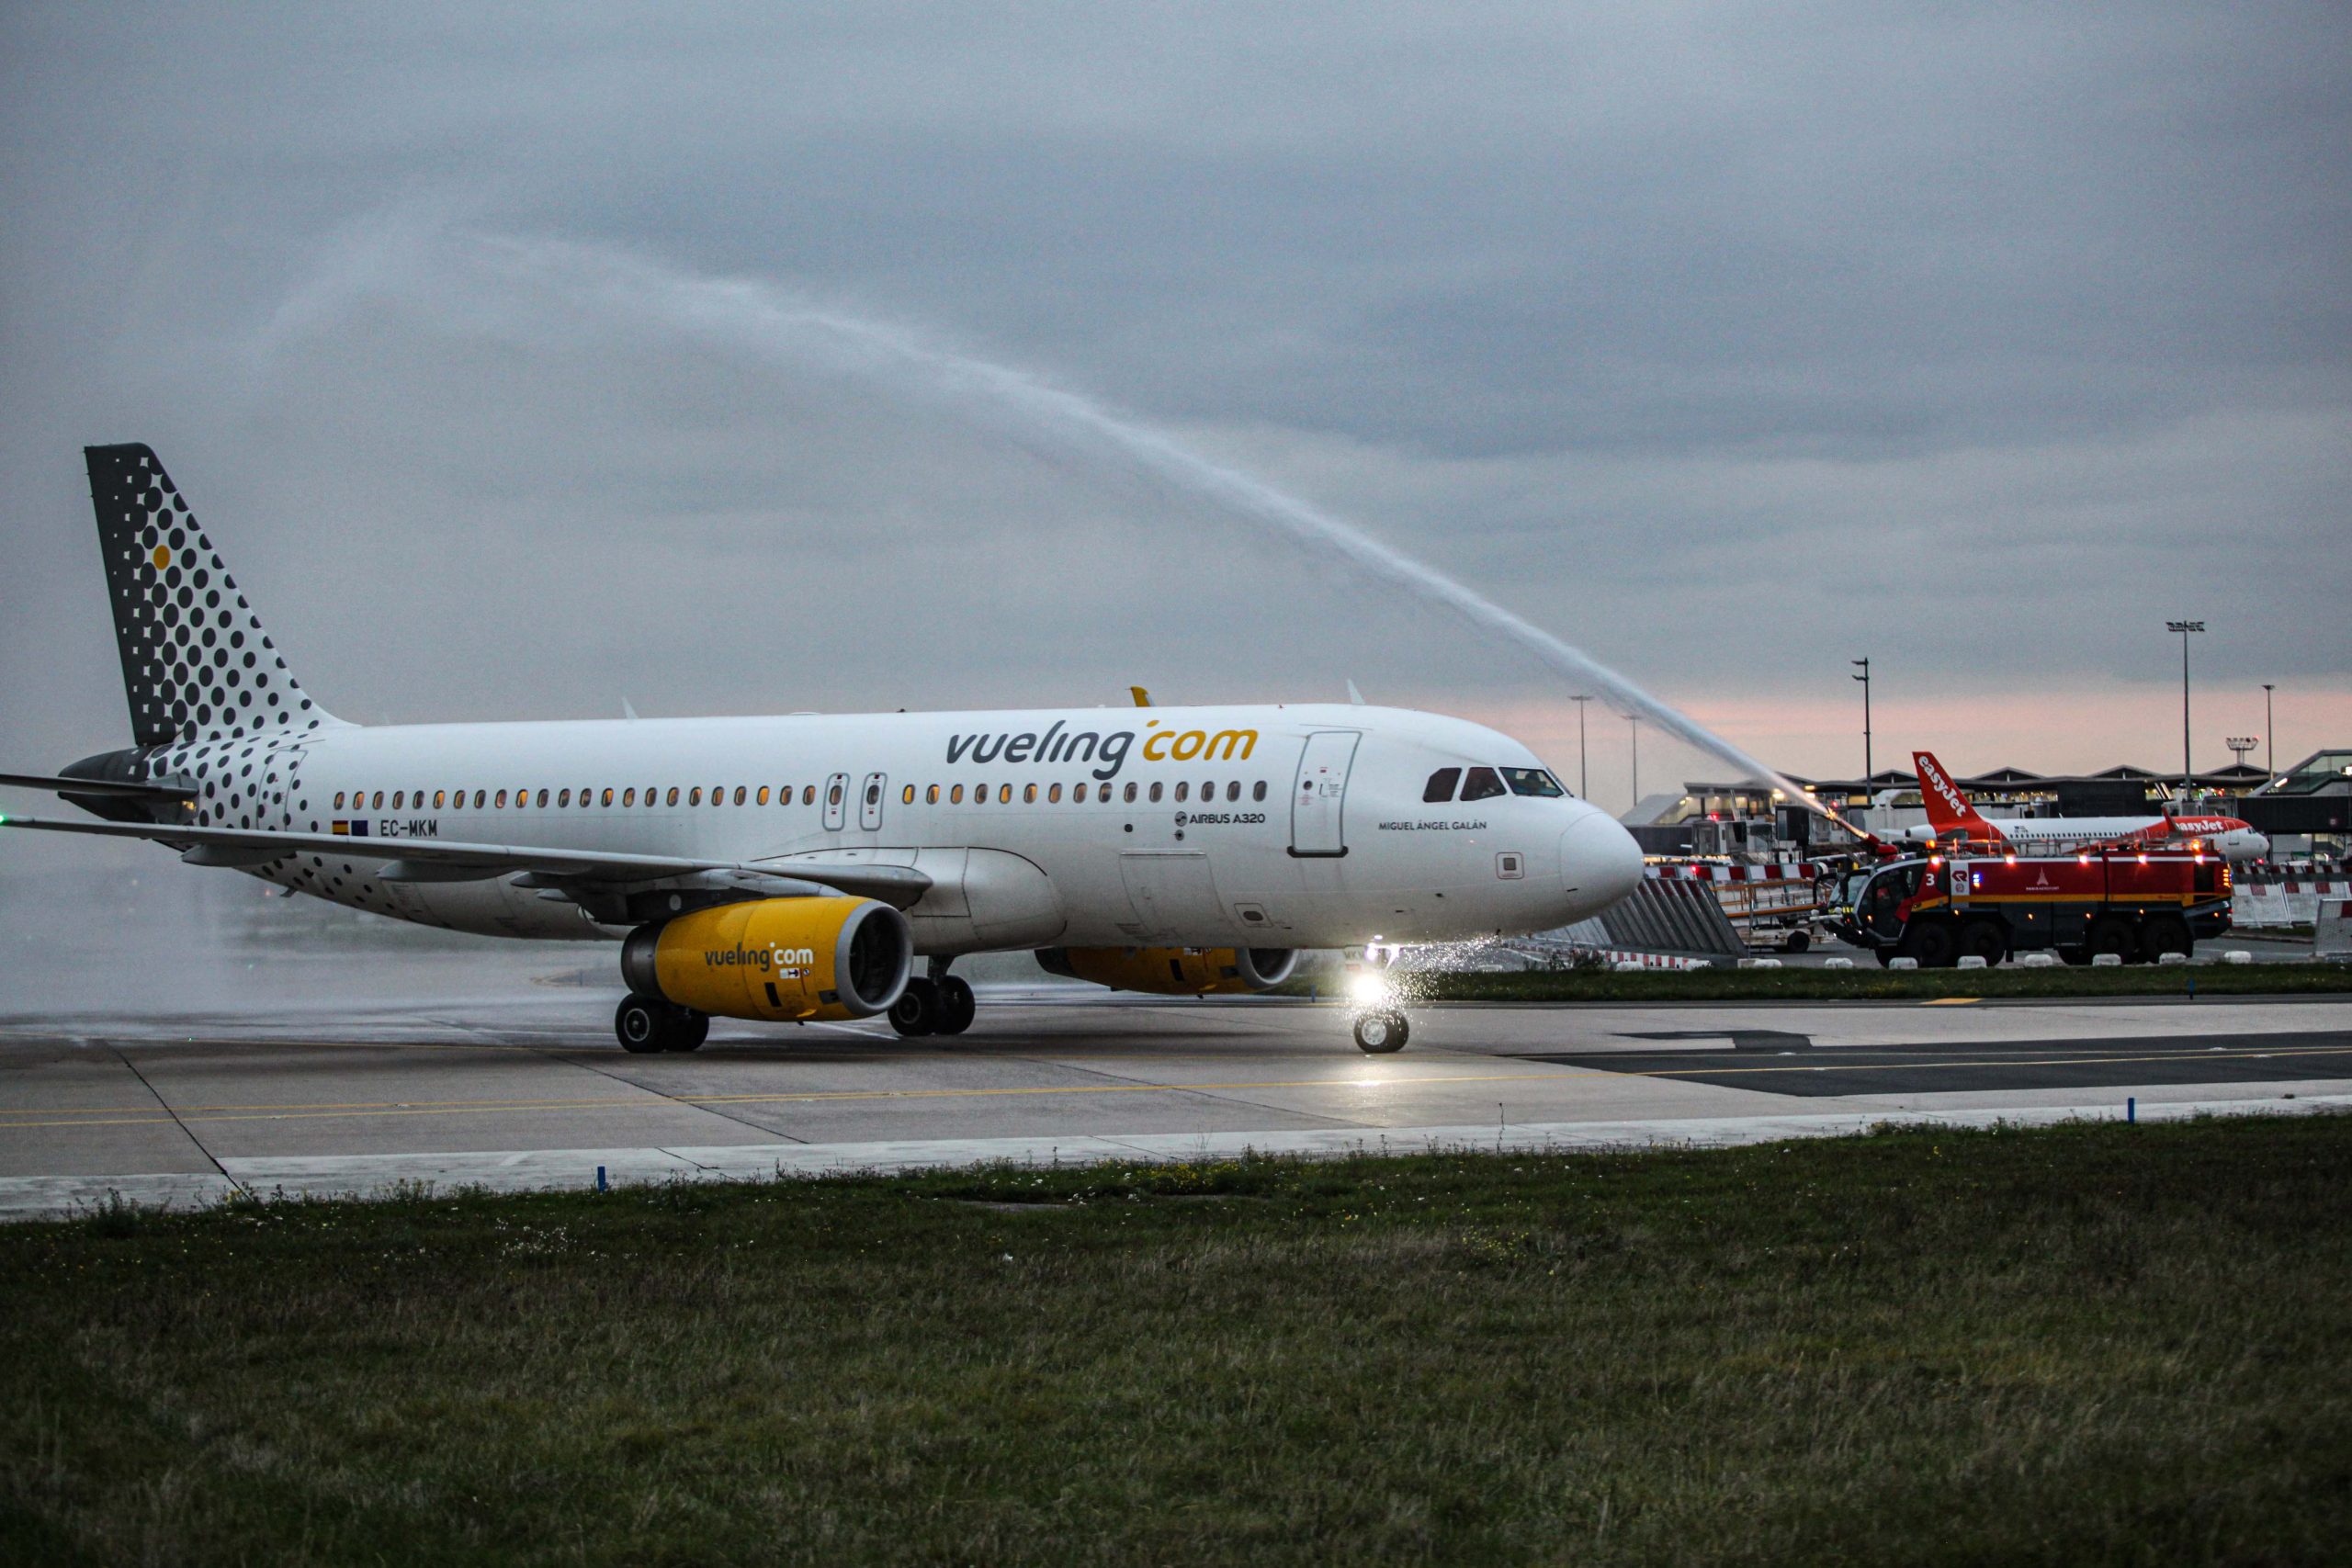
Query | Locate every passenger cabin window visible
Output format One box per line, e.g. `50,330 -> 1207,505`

734,785 -> 748,806
902,784 -> 915,805
757,785 -> 770,806
1459,767 -> 1507,802
1023,784 -> 1037,803
473,790 -> 487,808
1423,768 -> 1462,803
1148,782 -> 1163,803
951,784 -> 966,803
1174,782 -> 1189,803
1075,783 -> 1090,803
666,787 -> 680,807
1227,781 -> 1240,802
1501,767 -> 1566,797
926,784 -> 940,804
802,785 -> 815,806
558,789 -> 571,807
1048,784 -> 1062,803
334,791 -> 345,808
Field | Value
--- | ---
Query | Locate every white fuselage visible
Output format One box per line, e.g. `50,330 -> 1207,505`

182,703 -> 1643,951
1904,814 -> 2269,862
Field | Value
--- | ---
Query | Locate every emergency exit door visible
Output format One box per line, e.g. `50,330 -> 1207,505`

1289,731 -> 1360,857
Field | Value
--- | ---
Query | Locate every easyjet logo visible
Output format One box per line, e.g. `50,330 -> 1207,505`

1916,755 -> 1976,820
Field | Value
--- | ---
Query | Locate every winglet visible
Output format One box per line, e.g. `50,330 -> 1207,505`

1129,686 -> 1152,707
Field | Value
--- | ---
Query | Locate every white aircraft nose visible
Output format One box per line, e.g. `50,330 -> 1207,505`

1561,809 -> 1644,918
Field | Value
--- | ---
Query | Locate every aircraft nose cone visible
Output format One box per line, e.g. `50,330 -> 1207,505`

1562,810 -> 1644,917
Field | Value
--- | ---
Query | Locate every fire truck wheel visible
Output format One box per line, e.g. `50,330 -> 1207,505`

2087,916 -> 2138,964
2139,914 -> 2193,964
1958,919 -> 2007,966
1904,919 -> 1960,969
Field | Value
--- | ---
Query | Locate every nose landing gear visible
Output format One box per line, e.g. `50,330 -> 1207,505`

1352,1009 -> 1410,1054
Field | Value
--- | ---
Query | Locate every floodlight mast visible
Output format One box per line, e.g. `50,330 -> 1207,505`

1851,658 -> 1872,782
2166,620 -> 2205,794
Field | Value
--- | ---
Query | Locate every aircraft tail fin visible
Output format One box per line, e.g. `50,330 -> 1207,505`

1912,750 -> 1997,840
84,445 -> 339,749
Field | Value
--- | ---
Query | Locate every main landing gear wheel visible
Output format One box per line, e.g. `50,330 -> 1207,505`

888,978 -> 942,1038
934,976 -> 977,1036
615,995 -> 706,1054
1353,1010 -> 1409,1055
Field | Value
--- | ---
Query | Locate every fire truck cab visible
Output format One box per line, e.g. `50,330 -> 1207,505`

1834,851 -> 2233,967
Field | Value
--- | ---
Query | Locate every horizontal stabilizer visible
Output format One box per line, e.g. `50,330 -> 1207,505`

0,771 -> 190,801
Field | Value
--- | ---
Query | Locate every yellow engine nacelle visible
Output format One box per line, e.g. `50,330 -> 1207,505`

1035,946 -> 1298,997
621,897 -> 912,1022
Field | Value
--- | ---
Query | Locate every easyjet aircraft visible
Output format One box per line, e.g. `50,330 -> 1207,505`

1905,750 -> 2267,863
0,446 -> 1644,1054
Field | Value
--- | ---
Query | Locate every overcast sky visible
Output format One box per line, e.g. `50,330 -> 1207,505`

3,2 -> 2346,829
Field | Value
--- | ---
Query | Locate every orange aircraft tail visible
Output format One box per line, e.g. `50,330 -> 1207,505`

1912,750 -> 1999,842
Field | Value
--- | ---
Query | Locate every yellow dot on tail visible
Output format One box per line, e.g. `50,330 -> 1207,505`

151,545 -> 171,570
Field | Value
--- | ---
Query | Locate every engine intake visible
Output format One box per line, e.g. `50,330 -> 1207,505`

1035,946 -> 1297,996
622,897 -> 911,1021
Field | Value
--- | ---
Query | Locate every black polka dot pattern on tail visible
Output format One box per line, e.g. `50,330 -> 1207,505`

85,444 -> 337,751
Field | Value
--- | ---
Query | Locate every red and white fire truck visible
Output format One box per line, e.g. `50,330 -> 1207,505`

1832,849 -> 2233,967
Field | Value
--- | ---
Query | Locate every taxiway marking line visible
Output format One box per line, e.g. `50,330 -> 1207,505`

0,1068 -> 1606,1130
1618,1043 -> 2352,1080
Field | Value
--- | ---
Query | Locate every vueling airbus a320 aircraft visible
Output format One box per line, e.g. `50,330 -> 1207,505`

2,446 -> 1644,1054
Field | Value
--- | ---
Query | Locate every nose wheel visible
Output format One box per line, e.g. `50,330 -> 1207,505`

1352,1009 -> 1410,1054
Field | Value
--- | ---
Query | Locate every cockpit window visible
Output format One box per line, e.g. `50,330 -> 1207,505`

1459,766 -> 1507,802
1502,767 -> 1566,798
1422,767 -> 1461,803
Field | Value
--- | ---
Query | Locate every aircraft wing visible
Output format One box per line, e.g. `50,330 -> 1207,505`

0,814 -> 932,906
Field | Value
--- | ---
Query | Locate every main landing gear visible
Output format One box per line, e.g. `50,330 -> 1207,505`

888,963 -> 977,1039
616,994 -> 709,1054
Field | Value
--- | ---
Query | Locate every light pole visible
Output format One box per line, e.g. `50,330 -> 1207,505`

1569,694 -> 1591,798
2262,683 -> 2276,777
1851,658 -> 1872,782
2166,621 -> 2203,794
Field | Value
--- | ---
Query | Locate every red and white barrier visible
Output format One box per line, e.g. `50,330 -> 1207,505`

1649,862 -> 1824,885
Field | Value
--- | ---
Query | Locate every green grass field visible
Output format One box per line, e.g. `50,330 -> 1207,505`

6,1116 -> 2349,1565
1292,958 -> 2352,1005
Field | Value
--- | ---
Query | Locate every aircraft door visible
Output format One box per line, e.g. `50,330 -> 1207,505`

1289,730 -> 1360,858
859,772 -> 887,831
823,772 -> 850,832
